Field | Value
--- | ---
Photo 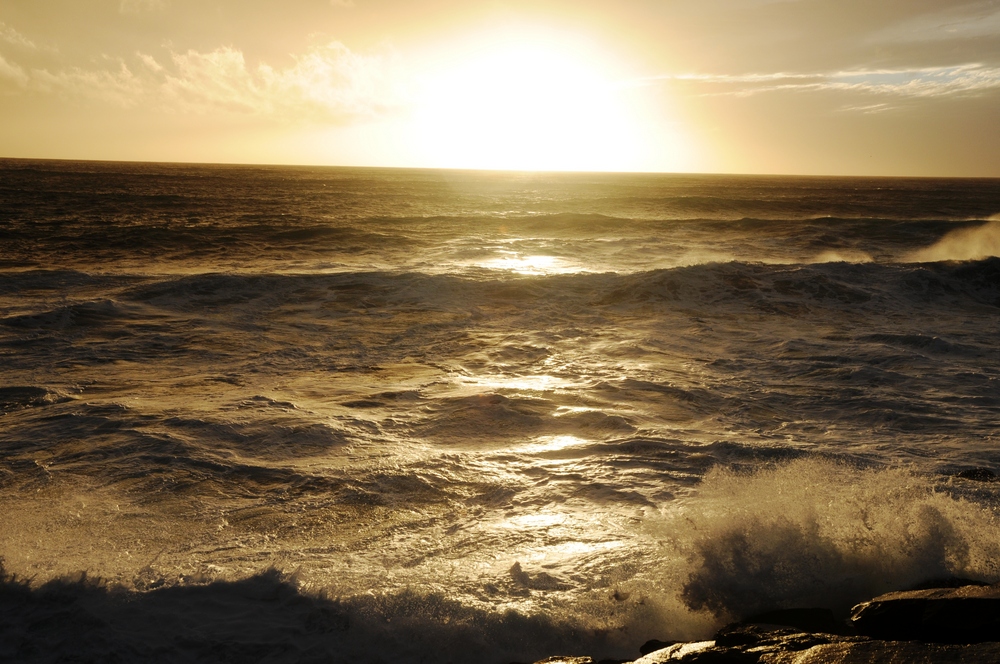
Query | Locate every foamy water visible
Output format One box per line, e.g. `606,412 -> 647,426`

1,159 -> 999,662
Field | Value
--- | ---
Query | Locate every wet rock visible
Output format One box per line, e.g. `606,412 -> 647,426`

955,468 -> 997,482
629,630 -> 1000,663
740,608 -> 851,635
907,577 -> 989,590
631,583 -> 1000,663
640,639 -> 679,655
850,583 -> 1000,643
760,640 -> 1000,663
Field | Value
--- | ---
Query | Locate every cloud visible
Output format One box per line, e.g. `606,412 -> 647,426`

119,0 -> 168,14
31,60 -> 144,107
827,65 -> 1000,97
836,102 -> 891,114
0,41 -> 404,122
873,5 -> 1000,43
0,21 -> 37,50
156,42 -> 404,119
649,64 -> 1000,100
0,53 -> 29,88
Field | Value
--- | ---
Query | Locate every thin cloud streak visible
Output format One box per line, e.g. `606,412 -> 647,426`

871,6 -> 1000,43
0,21 -> 38,50
643,64 -> 1000,100
0,53 -> 28,87
119,0 -> 169,15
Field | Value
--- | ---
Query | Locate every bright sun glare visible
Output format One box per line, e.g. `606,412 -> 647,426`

412,32 -> 644,172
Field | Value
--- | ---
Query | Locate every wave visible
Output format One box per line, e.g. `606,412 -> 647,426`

642,458 -> 1000,625
4,258 -> 997,337
0,565 -> 645,664
905,221 -> 1000,262
3,457 -> 999,664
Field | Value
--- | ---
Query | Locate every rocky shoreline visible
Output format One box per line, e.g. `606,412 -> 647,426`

527,580 -> 1000,664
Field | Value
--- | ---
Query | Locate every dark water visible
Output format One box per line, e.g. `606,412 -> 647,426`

1,159 -> 999,662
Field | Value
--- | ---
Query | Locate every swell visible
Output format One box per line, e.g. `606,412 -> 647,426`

119,257 -> 1000,313
3,259 -> 997,336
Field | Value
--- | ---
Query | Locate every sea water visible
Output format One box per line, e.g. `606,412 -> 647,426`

1,159 -> 999,662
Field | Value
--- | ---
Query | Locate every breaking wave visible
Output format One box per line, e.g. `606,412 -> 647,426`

649,459 -> 1000,625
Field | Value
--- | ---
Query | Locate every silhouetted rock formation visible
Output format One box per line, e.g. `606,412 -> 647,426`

851,583 -> 1000,643
543,581 -> 1000,664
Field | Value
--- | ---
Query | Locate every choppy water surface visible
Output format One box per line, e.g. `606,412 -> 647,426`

1,159 -> 999,662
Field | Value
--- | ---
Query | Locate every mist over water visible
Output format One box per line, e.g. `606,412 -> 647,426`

1,159 -> 999,662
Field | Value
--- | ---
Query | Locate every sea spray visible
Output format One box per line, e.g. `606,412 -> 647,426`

646,459 -> 1000,626
906,220 -> 1000,262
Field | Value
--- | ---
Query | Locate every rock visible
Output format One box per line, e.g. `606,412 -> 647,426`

628,628 -> 1000,663
640,639 -> 680,655
623,583 -> 1000,663
850,583 -> 1000,643
740,608 -> 851,635
630,640 -> 720,663
714,623 -> 833,650
531,657 -> 593,664
760,640 -> 1000,663
955,468 -> 997,482
907,577 -> 989,590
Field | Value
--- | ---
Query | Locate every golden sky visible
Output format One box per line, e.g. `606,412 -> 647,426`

1,0 -> 999,175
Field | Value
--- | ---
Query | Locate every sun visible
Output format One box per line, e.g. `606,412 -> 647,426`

409,30 -> 644,172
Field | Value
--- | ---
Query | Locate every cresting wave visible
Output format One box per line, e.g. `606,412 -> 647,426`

656,459 -> 1000,620
3,257 -> 999,319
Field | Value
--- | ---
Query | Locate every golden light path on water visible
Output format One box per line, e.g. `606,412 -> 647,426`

475,252 -> 585,275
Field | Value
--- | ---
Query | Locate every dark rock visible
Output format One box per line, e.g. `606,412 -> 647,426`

907,577 -> 989,590
631,641 -> 758,663
851,584 -> 1000,643
631,583 -> 1000,662
714,623 -> 796,647
741,607 -> 851,635
955,468 -> 997,482
640,639 -> 679,655
768,640 -> 1000,663
531,657 -> 593,664
714,622 -> 836,651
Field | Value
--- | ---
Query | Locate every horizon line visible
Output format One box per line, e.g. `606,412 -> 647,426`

2,155 -> 999,181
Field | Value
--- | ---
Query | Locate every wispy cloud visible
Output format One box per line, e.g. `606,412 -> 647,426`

0,41 -> 404,122
119,0 -> 168,14
0,53 -> 28,88
836,102 -> 891,114
157,43 -> 404,119
647,63 -> 1000,100
873,6 -> 1000,43
825,65 -> 1000,97
31,60 -> 144,107
0,21 -> 37,50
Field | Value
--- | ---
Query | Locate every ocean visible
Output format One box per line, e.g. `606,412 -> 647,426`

1,158 -> 999,663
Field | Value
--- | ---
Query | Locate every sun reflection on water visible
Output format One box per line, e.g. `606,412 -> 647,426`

521,434 -> 589,453
458,373 -> 576,392
478,253 -> 583,275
